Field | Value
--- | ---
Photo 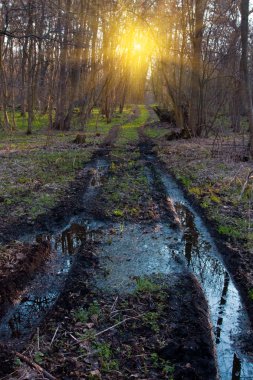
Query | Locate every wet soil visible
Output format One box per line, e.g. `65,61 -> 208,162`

1,116 -> 253,379
0,150 -> 101,244
0,240 -> 51,314
1,251 -> 217,379
146,131 -> 253,326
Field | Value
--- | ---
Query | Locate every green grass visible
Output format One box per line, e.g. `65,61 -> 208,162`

86,106 -> 133,134
136,278 -> 161,293
99,153 -> 152,220
0,106 -> 135,151
0,149 -> 92,219
145,126 -> 168,139
0,105 -> 141,222
117,105 -> 150,145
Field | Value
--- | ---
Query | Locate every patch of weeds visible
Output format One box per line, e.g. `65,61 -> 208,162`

94,342 -> 119,372
249,289 -> 253,300
151,353 -> 174,379
14,357 -> 22,367
18,176 -> 31,184
145,126 -> 168,140
34,351 -> 44,365
136,278 -> 161,293
73,308 -> 89,323
100,153 -> 152,220
0,148 -> 93,220
143,312 -> 160,333
218,225 -> 242,239
73,301 -> 100,323
189,186 -> 203,197
201,198 -> 211,209
177,174 -> 192,188
88,301 -> 100,316
78,329 -> 96,341
113,209 -> 124,217
210,194 -> 221,203
117,105 -> 150,145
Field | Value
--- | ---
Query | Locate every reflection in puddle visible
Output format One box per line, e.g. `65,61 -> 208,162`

232,354 -> 241,379
159,170 -> 253,380
0,221 -> 103,341
102,157 -> 253,380
56,223 -> 97,255
1,155 -> 253,380
216,271 -> 230,345
0,157 -> 108,343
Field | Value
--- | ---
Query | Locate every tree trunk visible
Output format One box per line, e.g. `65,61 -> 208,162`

240,0 -> 253,157
189,0 -> 205,137
54,0 -> 71,130
0,36 -> 10,130
26,1 -> 34,135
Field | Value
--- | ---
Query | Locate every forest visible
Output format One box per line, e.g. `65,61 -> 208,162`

0,1 -> 253,379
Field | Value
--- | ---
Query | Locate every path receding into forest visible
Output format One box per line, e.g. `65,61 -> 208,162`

0,107 -> 253,380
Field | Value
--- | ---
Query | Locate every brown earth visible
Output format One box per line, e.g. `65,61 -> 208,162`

0,240 -> 51,313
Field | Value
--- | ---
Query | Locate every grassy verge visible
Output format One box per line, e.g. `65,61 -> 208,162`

154,138 -> 253,251
0,107 -> 134,152
0,106 -> 135,223
0,149 -> 93,220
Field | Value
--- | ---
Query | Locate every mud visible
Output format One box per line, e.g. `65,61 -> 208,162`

1,118 -> 253,379
101,125 -> 120,147
161,273 -> 217,380
0,146 -> 110,245
0,240 -> 50,313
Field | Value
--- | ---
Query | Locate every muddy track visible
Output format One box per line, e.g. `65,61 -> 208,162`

139,126 -> 253,379
1,117 -> 253,379
0,124 -> 218,379
0,129 -> 114,338
140,127 -> 253,328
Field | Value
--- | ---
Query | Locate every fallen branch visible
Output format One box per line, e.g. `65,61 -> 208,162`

14,352 -> 56,380
95,313 -> 145,337
50,325 -> 60,347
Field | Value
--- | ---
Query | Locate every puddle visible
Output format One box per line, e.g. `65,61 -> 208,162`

157,167 -> 253,380
94,222 -> 185,292
0,154 -> 253,380
93,160 -> 253,380
0,158 -> 108,344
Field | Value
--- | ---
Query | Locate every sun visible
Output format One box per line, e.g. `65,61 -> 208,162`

114,24 -> 157,73
133,41 -> 142,51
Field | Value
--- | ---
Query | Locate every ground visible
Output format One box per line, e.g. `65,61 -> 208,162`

0,106 -> 253,379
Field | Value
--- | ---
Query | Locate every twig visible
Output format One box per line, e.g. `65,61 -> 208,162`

50,325 -> 60,347
95,313 -> 145,337
110,296 -> 119,314
69,333 -> 80,342
37,327 -> 40,351
240,170 -> 253,200
228,165 -> 243,186
14,352 -> 56,380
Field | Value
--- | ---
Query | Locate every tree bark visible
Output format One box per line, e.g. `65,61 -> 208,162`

240,0 -> 253,157
189,0 -> 205,137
